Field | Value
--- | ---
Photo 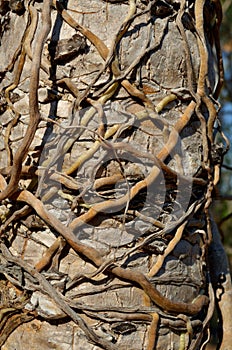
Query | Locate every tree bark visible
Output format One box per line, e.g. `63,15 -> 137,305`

0,0 -> 231,349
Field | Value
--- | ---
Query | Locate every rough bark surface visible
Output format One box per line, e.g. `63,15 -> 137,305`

0,0 -> 231,349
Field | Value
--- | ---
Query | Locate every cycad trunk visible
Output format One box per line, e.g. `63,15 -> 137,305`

0,0 -> 231,349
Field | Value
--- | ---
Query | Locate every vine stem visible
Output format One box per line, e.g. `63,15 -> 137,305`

0,0 -> 52,201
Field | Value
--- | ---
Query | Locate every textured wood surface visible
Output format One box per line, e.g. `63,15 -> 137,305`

0,0 -> 229,349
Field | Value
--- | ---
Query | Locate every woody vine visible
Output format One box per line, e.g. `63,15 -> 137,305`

0,0 -> 231,349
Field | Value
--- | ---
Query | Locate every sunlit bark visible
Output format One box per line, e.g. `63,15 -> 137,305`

0,1 -> 231,349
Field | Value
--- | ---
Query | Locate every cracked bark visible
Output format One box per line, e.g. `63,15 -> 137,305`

0,1 -> 231,349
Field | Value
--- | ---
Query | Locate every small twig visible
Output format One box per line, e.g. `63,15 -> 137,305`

69,100 -> 196,230
0,243 -> 117,350
218,212 -> 232,227
147,222 -> 187,277
222,164 -> 232,171
0,0 -> 52,200
11,189 -> 208,315
35,237 -> 66,272
146,312 -> 159,350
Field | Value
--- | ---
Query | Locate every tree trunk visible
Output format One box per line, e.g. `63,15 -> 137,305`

0,0 -> 231,349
